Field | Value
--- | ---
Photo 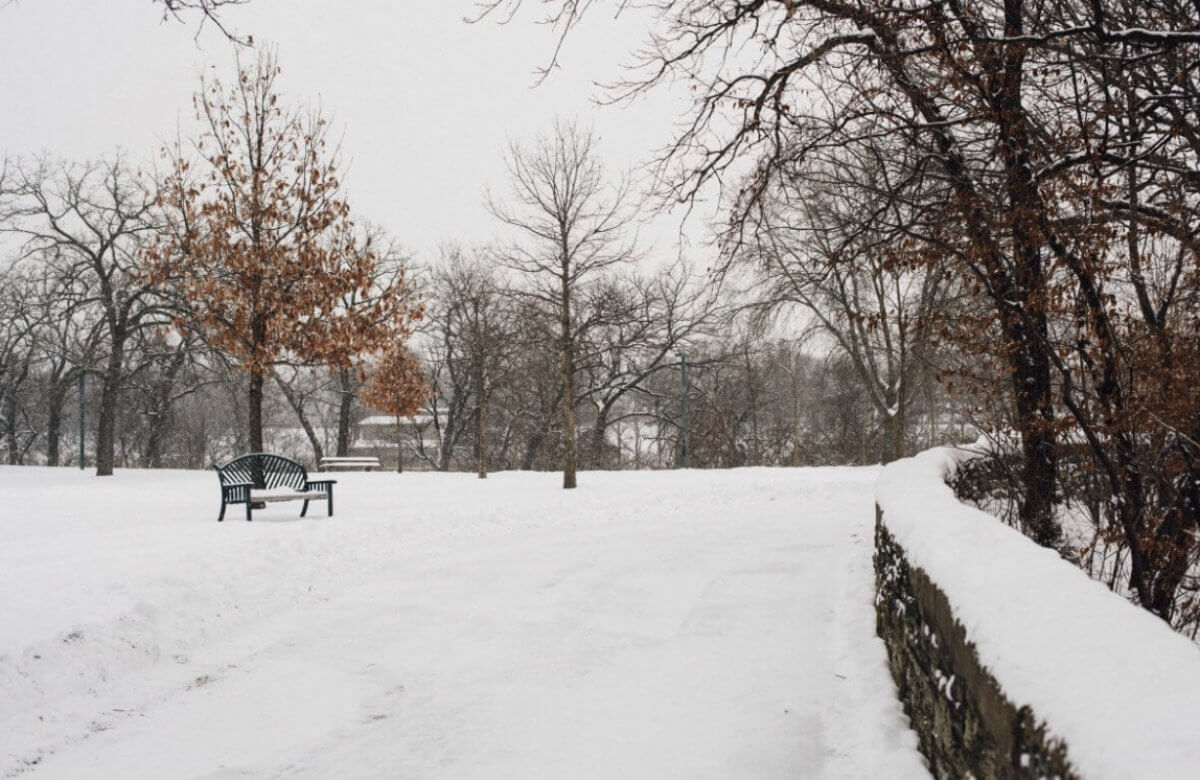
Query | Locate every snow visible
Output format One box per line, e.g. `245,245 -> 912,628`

877,447 -> 1200,780
249,487 -> 326,499
1,466 -> 926,779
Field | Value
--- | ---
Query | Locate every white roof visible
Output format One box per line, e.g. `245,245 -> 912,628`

359,413 -> 445,427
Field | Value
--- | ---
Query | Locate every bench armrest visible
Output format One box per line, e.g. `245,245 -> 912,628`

306,479 -> 338,488
221,482 -> 254,502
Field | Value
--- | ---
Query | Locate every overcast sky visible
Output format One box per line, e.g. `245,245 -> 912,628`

0,0 -> 710,263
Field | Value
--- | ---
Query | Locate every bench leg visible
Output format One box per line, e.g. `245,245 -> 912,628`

301,499 -> 309,517
218,500 -> 226,522
327,487 -> 334,517
246,502 -> 253,522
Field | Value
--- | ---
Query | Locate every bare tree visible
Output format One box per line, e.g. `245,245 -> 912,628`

487,119 -> 638,488
744,145 -> 956,463
2,1 -> 254,43
0,266 -> 42,465
155,0 -> 251,43
574,261 -> 719,467
29,263 -> 104,466
0,155 -> 174,476
442,248 -> 512,479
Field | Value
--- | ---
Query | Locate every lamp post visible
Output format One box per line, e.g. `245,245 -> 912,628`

677,352 -> 689,469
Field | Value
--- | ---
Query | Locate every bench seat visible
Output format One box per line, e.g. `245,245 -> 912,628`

250,488 -> 329,502
318,457 -> 383,471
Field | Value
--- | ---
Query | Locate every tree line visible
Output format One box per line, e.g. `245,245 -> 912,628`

0,42 -> 965,486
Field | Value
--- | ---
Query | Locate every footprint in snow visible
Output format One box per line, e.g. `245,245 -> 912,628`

186,673 -> 216,690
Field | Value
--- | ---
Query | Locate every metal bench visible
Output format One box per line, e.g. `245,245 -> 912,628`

318,456 -> 383,471
213,453 -> 337,522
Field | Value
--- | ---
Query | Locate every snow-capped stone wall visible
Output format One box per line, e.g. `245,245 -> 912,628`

875,515 -> 1074,778
874,447 -> 1200,780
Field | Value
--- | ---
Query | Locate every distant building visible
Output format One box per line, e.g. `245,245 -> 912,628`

356,413 -> 445,470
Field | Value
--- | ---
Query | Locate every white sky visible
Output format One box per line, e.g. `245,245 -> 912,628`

0,0 -> 713,264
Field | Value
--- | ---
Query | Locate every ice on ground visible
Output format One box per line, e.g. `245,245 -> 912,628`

1,466 -> 926,779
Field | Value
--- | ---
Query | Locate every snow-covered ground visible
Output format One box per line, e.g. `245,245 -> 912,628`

1,466 -> 925,779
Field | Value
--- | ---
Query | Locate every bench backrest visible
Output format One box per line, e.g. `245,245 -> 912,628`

215,453 -> 307,490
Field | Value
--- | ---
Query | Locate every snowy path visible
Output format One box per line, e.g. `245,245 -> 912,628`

1,467 -> 926,779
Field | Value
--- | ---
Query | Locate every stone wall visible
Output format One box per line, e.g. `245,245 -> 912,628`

874,505 -> 1077,779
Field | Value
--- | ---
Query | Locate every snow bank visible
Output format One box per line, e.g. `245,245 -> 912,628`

876,447 -> 1200,779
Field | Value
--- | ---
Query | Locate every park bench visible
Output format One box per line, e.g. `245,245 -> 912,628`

213,453 -> 337,522
318,456 -> 383,471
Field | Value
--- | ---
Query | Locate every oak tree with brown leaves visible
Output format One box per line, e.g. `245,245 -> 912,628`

143,51 -> 421,453
359,345 -> 431,473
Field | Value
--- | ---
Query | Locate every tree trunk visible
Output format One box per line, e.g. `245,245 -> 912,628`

143,415 -> 167,469
588,404 -> 610,469
46,398 -> 62,467
248,368 -> 266,454
497,421 -> 515,469
142,349 -> 188,470
3,386 -> 19,466
95,339 -> 124,477
94,380 -> 118,475
744,347 -> 761,465
476,366 -> 488,480
882,395 -> 906,464
274,373 -> 322,463
995,33 -> 1060,548
560,276 -> 577,489
336,366 -> 354,457
395,414 -> 404,473
1148,458 -> 1200,620
522,431 -> 544,471
1008,312 -> 1059,548
142,398 -> 174,470
437,417 -> 458,471
792,423 -> 803,466
43,375 -> 74,467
